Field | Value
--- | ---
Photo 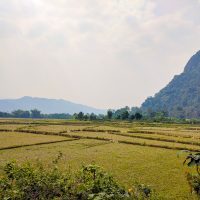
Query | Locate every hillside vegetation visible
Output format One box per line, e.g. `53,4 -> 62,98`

142,50 -> 200,118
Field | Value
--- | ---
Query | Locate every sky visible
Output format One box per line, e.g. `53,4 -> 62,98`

0,0 -> 200,109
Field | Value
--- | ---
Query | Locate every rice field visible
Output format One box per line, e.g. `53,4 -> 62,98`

0,118 -> 200,199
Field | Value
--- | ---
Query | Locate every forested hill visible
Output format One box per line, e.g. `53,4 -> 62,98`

141,50 -> 200,118
0,96 -> 105,115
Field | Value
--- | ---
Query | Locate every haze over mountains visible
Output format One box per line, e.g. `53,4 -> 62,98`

142,50 -> 200,118
0,96 -> 105,115
1,50 -> 200,118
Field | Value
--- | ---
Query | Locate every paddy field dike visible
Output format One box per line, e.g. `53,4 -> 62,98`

1,118 -> 200,199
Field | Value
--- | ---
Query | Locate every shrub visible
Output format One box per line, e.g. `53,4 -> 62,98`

0,160 -> 160,200
183,152 -> 200,197
186,173 -> 200,196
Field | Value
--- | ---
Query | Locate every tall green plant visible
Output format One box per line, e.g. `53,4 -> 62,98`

0,160 -> 160,200
183,152 -> 200,175
183,152 -> 200,198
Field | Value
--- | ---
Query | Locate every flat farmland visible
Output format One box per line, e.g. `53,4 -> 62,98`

0,132 -> 75,150
0,119 -> 200,199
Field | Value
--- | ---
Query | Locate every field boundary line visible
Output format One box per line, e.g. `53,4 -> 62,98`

63,128 -> 199,140
62,131 -> 200,152
127,130 -> 199,139
13,129 -> 112,142
118,140 -> 200,152
0,138 -> 78,151
1,127 -> 200,139
108,132 -> 200,147
68,129 -> 200,147
0,121 -> 91,126
0,129 -> 11,132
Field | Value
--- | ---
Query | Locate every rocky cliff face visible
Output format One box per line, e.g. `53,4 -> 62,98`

141,50 -> 200,118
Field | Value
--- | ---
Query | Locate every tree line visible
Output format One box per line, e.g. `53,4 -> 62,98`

0,109 -> 72,119
0,107 -> 143,121
1,107 -> 199,123
74,107 -> 143,121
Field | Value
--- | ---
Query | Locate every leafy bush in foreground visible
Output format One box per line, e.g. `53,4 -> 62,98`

0,161 -> 160,200
183,152 -> 200,198
186,173 -> 200,196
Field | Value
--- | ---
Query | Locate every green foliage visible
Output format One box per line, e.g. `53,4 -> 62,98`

43,113 -> 72,119
0,160 -> 159,200
121,111 -> 129,120
183,152 -> 200,198
0,161 -> 71,200
135,113 -> 142,120
31,109 -> 42,118
89,113 -> 97,121
107,110 -> 113,120
0,110 -> 73,119
142,50 -> 200,119
75,164 -> 130,200
12,110 -> 30,118
129,114 -> 135,120
109,107 -> 143,121
0,111 -> 12,118
74,112 -> 99,121
113,107 -> 130,120
186,173 -> 200,196
77,112 -> 84,120
183,152 -> 200,174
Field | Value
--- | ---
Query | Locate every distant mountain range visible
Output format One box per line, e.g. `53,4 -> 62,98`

141,50 -> 200,118
2,50 -> 200,118
0,96 -> 106,115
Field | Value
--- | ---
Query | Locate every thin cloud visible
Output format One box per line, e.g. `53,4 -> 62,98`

0,0 -> 200,109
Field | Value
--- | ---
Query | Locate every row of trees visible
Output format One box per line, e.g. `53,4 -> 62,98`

107,107 -> 143,120
0,109 -> 72,119
74,107 -> 143,121
0,107 -> 144,121
0,107 -> 168,121
1,107 -> 198,123
73,112 -> 105,121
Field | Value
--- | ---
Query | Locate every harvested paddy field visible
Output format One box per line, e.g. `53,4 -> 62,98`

0,131 -> 75,150
0,119 -> 200,199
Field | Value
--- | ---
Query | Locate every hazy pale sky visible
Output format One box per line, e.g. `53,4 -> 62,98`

1,0 -> 200,109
